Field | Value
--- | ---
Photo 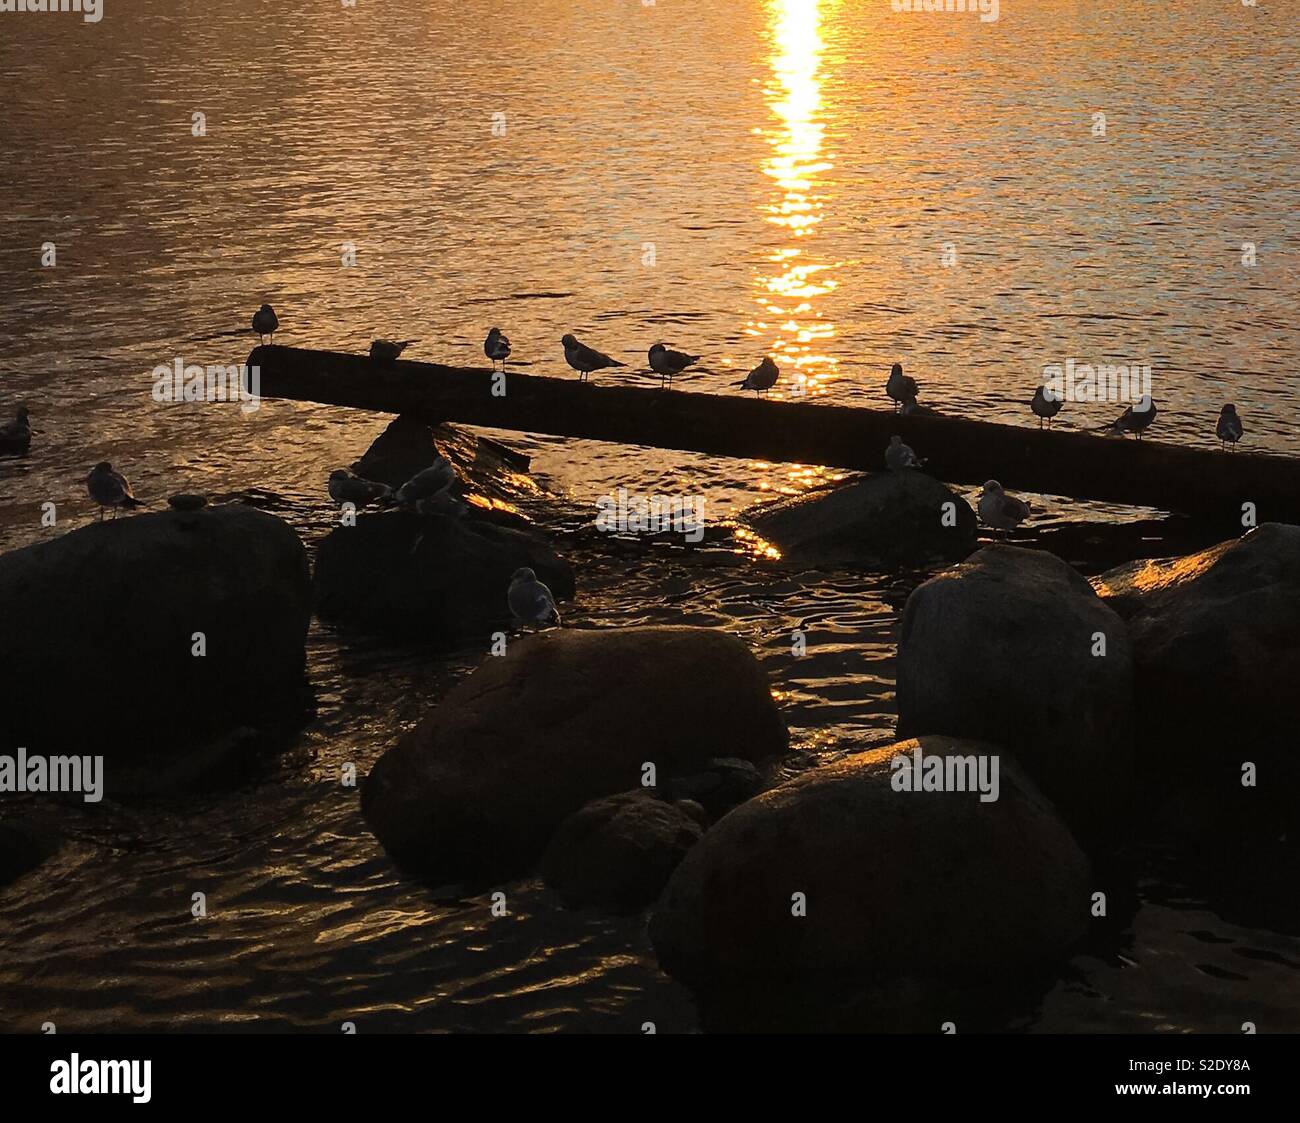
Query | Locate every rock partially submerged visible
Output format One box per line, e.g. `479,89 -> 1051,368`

0,822 -> 57,889
1094,523 -> 1300,787
0,505 -> 312,781
351,414 -> 442,490
540,790 -> 706,913
361,626 -> 789,882
650,737 -> 1091,1011
897,545 -> 1133,840
748,471 -> 976,567
314,510 -> 574,636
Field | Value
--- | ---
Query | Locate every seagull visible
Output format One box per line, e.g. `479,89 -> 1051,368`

1216,403 -> 1243,451
328,469 -> 392,508
978,480 -> 1031,533
395,457 -> 456,505
508,567 -> 561,627
562,334 -> 625,382
0,407 -> 32,455
252,304 -> 278,343
735,357 -> 780,396
886,363 -> 918,412
648,343 -> 700,389
885,435 -> 923,471
1031,385 -> 1063,429
484,328 -> 511,372
1105,394 -> 1157,439
370,339 -> 417,363
900,394 -> 933,416
87,462 -> 144,520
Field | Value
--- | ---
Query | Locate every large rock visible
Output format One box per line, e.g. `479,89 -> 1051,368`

0,505 -> 311,776
314,510 -> 574,636
650,737 -> 1090,993
1093,523 -> 1300,778
896,545 -> 1133,840
351,414 -> 442,489
540,791 -> 706,913
362,626 -> 789,881
748,471 -> 976,567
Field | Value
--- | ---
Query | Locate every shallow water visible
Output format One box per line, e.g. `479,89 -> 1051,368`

1,0 -> 1298,1032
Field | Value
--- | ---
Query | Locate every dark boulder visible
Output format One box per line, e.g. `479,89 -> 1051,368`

361,626 -> 789,881
748,471 -> 976,567
897,545 -> 1133,841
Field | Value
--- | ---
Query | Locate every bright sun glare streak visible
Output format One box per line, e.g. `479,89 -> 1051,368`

750,0 -> 839,491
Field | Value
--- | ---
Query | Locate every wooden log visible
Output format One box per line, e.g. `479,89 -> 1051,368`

247,345 -> 1300,523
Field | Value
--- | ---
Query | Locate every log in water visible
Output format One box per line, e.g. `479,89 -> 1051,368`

248,345 -> 1300,522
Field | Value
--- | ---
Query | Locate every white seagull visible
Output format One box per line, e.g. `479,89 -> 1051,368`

88,462 -> 145,520
395,457 -> 456,505
328,469 -> 392,508
735,357 -> 780,396
885,435 -> 923,471
648,343 -> 700,389
508,567 -> 561,627
1216,403 -> 1243,451
484,328 -> 511,372
562,334 -> 625,382
978,480 -> 1031,532
886,363 -> 919,412
252,304 -> 278,343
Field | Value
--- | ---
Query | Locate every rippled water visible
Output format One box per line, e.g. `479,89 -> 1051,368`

1,0 -> 1297,1032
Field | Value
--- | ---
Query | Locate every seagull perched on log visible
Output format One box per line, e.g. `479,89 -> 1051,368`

370,339 -> 417,363
978,480 -> 1030,532
484,328 -> 511,372
328,469 -> 392,508
885,435 -> 923,471
508,567 -> 561,627
1216,403 -> 1243,451
88,462 -> 144,520
562,334 -> 624,382
395,457 -> 456,505
0,407 -> 32,455
735,357 -> 779,396
648,343 -> 700,389
886,363 -> 918,412
252,304 -> 278,343
1103,394 -> 1157,439
1031,385 -> 1063,429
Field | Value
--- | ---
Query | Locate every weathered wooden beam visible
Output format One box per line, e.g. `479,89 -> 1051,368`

247,345 -> 1300,522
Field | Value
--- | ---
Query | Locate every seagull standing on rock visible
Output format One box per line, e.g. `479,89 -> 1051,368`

885,435 -> 923,471
886,363 -> 918,412
88,462 -> 144,520
395,457 -> 456,505
1216,403 -> 1244,451
485,328 -> 511,372
735,356 -> 779,396
1031,385 -> 1063,429
977,480 -> 1030,532
648,343 -> 700,390
562,334 -> 625,382
508,567 -> 561,628
328,469 -> 392,508
252,304 -> 278,343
